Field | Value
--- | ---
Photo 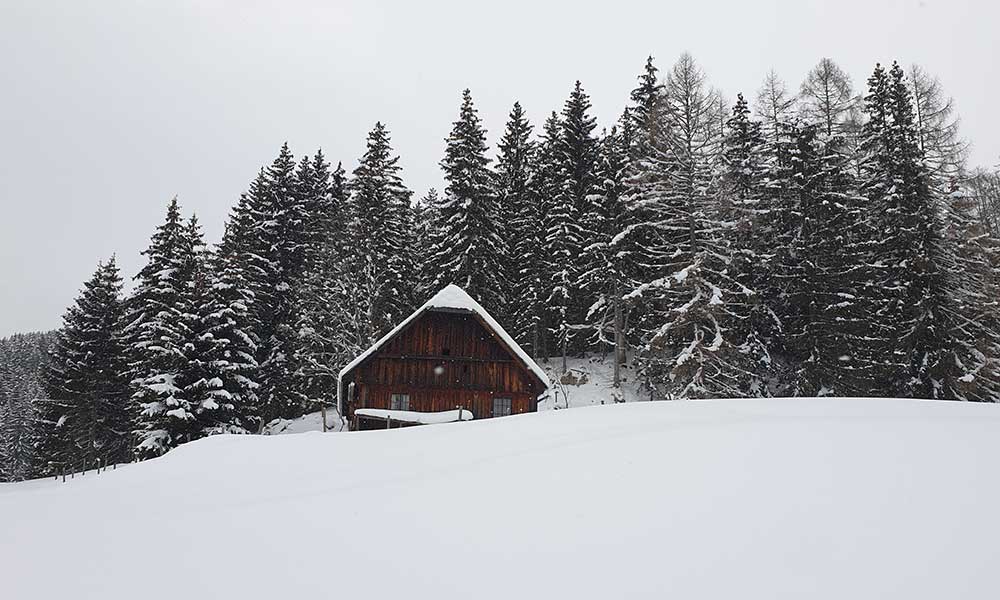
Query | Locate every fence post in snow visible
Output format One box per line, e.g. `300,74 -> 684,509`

386,415 -> 391,430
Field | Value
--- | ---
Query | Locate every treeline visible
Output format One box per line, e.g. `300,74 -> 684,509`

4,53 -> 1000,481
0,332 -> 54,481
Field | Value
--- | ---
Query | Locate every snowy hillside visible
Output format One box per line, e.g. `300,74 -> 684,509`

3,399 -> 1000,599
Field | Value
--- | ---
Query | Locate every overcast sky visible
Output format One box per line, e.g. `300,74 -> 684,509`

1,0 -> 996,336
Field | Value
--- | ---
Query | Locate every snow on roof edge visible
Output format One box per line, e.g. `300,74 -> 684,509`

338,284 -> 550,393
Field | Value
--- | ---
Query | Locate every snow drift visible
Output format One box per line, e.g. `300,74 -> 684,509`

2,398 -> 1000,599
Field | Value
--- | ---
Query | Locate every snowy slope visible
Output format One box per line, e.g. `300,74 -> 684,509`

3,399 -> 1000,599
538,354 -> 645,409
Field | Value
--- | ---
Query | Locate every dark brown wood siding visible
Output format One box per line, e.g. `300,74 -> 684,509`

342,310 -> 544,425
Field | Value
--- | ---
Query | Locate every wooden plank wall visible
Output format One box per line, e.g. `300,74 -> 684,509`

345,310 -> 543,421
357,385 -> 536,418
354,311 -> 539,394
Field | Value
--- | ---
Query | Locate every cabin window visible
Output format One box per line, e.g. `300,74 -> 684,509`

492,397 -> 512,417
390,393 -> 410,411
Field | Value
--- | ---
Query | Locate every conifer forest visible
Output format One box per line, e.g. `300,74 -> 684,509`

4,54 -> 1000,481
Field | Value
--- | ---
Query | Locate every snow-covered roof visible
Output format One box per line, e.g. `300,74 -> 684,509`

355,408 -> 474,425
338,285 -> 549,407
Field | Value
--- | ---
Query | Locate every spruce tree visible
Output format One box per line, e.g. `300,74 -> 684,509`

628,56 -> 663,149
425,90 -> 506,313
43,257 -> 130,469
126,198 -> 200,457
0,391 -> 43,481
494,102 -> 536,328
345,122 -> 414,342
577,119 -> 630,395
781,124 -> 876,395
555,80 -> 600,346
249,143 -> 312,424
1,332 -> 52,480
294,152 -> 356,411
936,185 -> 1000,401
527,112 -> 565,361
621,53 -> 749,398
195,211 -> 260,433
718,93 -> 782,395
177,215 -> 256,435
538,111 -> 580,370
613,56 -> 668,354
860,62 -> 950,397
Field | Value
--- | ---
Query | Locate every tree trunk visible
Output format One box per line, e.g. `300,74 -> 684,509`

561,329 -> 568,374
613,281 -> 623,390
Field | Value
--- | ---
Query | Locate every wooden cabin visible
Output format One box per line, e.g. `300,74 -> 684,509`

338,285 -> 549,431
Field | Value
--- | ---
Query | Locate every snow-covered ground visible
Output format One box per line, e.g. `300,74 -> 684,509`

3,398 -> 1000,599
538,354 -> 645,409
262,407 -> 347,435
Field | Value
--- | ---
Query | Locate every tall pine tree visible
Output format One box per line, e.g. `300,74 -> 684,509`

44,257 -> 130,469
425,90 -> 506,313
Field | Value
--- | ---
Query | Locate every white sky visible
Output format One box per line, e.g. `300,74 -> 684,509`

1,0 -> 996,336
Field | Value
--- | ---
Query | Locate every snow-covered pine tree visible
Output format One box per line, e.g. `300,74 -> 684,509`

778,122 -> 877,396
42,257 -> 130,470
425,90 -> 506,314
126,198 -> 201,458
344,122 -> 414,342
623,53 -> 749,398
177,214 -> 254,435
329,161 -> 349,252
628,56 -> 662,149
0,386 -> 43,482
251,143 -> 312,424
494,102 -> 536,329
523,112 -> 565,361
193,206 -> 261,434
555,81 -> 601,352
294,152 -> 358,412
538,118 -> 580,370
577,118 -> 630,395
612,56 -> 668,355
413,187 -> 442,299
718,93 -> 783,395
0,332 -> 53,481
860,62 -> 952,398
935,184 -> 1000,401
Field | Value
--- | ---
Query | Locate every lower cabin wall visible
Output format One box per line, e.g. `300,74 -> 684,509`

353,384 -> 537,421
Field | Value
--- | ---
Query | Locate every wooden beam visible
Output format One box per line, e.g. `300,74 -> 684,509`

372,355 -> 514,364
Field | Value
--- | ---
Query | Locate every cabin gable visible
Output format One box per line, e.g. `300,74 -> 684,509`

340,299 -> 548,427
